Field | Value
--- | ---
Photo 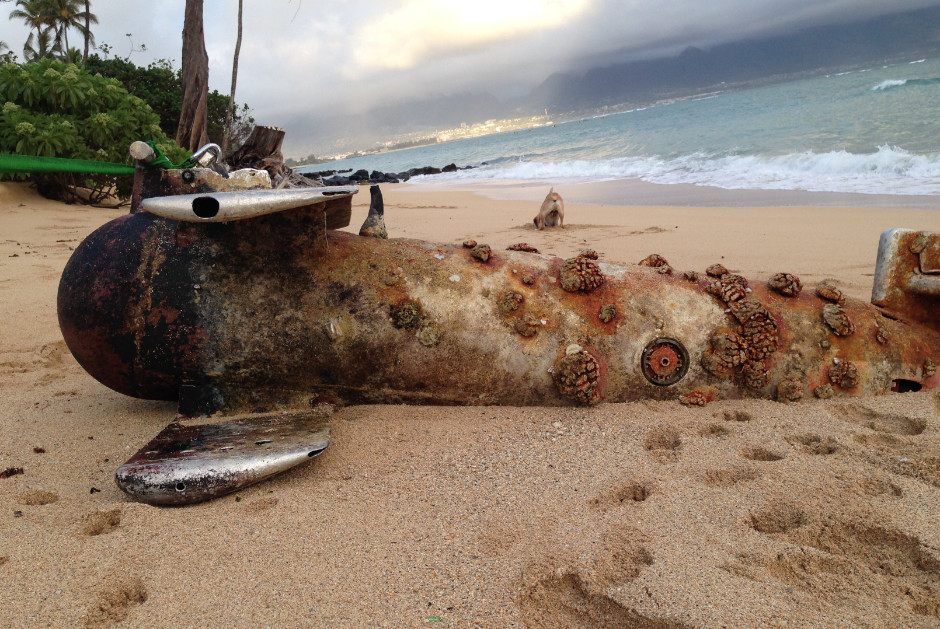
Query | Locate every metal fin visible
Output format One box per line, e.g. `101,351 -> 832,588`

115,410 -> 331,506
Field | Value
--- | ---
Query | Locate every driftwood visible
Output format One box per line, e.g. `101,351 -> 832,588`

227,125 -> 291,185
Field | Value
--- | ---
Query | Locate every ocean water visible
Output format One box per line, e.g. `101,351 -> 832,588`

301,57 -> 940,196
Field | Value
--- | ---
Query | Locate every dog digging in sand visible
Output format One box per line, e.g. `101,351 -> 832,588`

534,188 -> 564,230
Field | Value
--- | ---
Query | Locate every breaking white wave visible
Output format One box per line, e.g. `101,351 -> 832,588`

871,79 -> 909,91
433,145 -> 940,196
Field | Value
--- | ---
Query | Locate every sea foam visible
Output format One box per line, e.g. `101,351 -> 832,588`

431,146 -> 940,196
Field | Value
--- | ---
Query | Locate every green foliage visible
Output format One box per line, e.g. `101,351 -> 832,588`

0,58 -> 189,201
83,54 -> 255,150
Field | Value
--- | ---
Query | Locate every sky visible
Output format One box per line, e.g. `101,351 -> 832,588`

4,0 -> 940,154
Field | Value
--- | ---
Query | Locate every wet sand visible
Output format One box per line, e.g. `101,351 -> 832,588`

1,180 -> 939,628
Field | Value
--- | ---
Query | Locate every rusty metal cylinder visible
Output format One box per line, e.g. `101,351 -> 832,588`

58,207 -> 940,414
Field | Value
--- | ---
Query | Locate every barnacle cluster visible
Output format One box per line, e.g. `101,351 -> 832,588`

498,291 -> 524,313
705,264 -> 729,277
390,301 -> 423,330
560,252 -> 605,293
471,244 -> 492,262
822,303 -> 855,336
925,358 -> 937,378
815,282 -> 845,305
639,254 -> 673,274
553,344 -> 601,405
514,314 -> 541,337
777,376 -> 804,402
598,304 -> 617,323
768,272 -> 802,297
507,243 -> 540,253
706,273 -> 749,303
829,360 -> 859,389
701,265 -> 778,391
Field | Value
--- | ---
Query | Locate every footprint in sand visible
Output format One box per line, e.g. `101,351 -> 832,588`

515,527 -> 688,629
836,403 -> 927,436
740,445 -> 784,462
589,479 -> 651,511
698,422 -> 730,438
747,502 -> 806,534
81,508 -> 122,536
731,514 -> 940,620
785,433 -> 840,455
702,467 -> 760,487
84,575 -> 148,628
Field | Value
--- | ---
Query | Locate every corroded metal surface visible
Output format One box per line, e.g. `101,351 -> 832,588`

872,229 -> 940,330
115,411 -> 330,505
58,210 -> 940,411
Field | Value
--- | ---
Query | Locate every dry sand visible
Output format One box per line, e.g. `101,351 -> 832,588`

1,179 -> 939,628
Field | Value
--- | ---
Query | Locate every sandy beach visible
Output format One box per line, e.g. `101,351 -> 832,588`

1,179 -> 939,628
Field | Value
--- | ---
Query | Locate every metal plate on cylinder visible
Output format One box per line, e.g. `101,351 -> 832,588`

641,337 -> 690,386
115,411 -> 331,506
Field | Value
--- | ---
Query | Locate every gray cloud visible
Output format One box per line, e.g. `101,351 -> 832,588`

4,0 -> 940,154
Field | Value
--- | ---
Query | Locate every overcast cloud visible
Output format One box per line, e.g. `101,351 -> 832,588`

4,0 -> 940,153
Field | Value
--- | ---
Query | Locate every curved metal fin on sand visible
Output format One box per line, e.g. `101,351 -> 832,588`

115,410 -> 331,506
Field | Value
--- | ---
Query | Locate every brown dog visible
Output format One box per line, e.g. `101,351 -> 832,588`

533,188 -> 564,230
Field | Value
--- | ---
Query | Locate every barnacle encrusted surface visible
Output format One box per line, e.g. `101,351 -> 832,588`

729,299 -> 778,360
683,270 -> 700,282
815,283 -> 845,305
390,300 -> 423,330
829,361 -> 859,389
706,274 -> 749,303
741,360 -> 769,390
777,377 -> 804,402
768,272 -> 803,296
598,304 -> 617,323
498,291 -> 524,313
639,254 -> 670,268
560,253 -> 605,293
822,303 -> 855,336
706,264 -> 729,277
553,344 -> 601,405
579,249 -> 599,260
416,324 -> 441,347
679,390 -> 711,406
925,358 -> 937,377
471,244 -> 492,262
875,324 -> 889,344
515,314 -> 540,337
813,383 -> 834,399
507,243 -> 540,253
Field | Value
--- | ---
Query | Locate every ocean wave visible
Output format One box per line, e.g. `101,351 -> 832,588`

871,77 -> 940,91
428,146 -> 940,195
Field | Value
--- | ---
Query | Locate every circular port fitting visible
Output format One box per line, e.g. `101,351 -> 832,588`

641,337 -> 690,386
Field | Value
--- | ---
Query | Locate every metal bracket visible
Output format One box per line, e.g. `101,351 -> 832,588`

872,229 -> 940,329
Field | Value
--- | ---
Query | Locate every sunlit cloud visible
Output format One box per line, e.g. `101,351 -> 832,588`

350,0 -> 593,70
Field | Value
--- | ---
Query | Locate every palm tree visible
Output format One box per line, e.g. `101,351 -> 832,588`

45,0 -> 97,60
23,27 -> 54,62
10,0 -> 53,58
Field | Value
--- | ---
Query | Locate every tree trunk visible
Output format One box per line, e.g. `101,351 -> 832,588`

227,125 -> 289,184
222,0 -> 243,156
83,0 -> 90,61
176,0 -> 210,152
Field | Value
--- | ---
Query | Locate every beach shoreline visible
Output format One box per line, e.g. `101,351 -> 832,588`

1,180 -> 939,628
